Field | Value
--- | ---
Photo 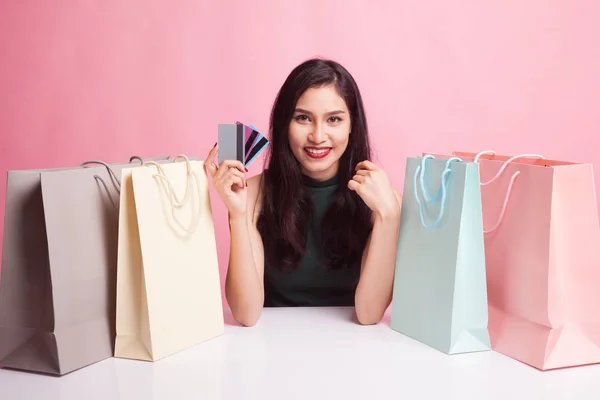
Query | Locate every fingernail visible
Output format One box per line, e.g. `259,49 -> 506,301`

213,142 -> 217,148
245,167 -> 248,172
245,181 -> 248,187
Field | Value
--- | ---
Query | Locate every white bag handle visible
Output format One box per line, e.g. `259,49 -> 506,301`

473,150 -> 546,233
143,155 -> 202,234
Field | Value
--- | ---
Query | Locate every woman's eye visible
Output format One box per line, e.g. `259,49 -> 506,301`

295,115 -> 310,122
328,116 -> 342,123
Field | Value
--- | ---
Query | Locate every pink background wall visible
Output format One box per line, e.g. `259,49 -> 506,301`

1,1 -> 599,307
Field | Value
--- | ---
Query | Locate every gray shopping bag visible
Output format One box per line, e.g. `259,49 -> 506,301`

0,156 -> 170,375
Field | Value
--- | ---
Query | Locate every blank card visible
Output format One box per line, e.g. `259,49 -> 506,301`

218,123 -> 244,164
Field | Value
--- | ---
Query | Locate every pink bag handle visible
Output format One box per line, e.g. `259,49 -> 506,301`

473,150 -> 546,233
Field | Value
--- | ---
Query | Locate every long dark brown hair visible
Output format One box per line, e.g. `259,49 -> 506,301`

257,58 -> 373,272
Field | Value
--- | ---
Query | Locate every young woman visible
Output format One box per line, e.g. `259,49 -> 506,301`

204,58 -> 401,326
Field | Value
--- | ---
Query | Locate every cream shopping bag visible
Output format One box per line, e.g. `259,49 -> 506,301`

114,155 -> 224,362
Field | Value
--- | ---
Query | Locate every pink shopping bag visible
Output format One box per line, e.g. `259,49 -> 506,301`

432,150 -> 600,370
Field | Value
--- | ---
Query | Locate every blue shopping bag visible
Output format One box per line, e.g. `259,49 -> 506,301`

390,155 -> 491,354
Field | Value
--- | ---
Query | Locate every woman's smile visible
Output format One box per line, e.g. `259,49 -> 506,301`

304,146 -> 332,159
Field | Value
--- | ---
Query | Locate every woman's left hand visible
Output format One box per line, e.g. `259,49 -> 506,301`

348,160 -> 400,219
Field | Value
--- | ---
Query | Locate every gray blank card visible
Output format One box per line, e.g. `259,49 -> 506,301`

218,124 -> 244,164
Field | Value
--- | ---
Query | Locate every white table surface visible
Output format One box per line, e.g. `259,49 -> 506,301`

1,306 -> 599,400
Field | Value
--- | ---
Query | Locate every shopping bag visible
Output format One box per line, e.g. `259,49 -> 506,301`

449,150 -> 600,370
390,155 -> 491,354
114,155 -> 224,362
0,155 -> 170,375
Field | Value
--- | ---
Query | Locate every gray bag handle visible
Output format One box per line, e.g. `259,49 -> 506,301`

80,155 -> 146,208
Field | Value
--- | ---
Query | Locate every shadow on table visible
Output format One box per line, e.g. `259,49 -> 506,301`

221,305 -> 393,327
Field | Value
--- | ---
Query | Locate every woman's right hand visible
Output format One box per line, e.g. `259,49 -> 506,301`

204,143 -> 248,218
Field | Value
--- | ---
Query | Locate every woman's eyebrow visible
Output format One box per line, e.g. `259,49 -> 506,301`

294,108 -> 346,115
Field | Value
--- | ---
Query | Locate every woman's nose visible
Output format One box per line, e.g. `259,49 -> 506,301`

309,123 -> 326,143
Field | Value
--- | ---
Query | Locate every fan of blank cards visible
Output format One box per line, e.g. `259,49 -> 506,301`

218,122 -> 269,167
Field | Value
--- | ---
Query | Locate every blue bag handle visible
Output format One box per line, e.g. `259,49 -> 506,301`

413,155 -> 462,229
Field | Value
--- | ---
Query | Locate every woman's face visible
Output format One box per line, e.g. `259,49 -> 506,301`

288,85 -> 352,181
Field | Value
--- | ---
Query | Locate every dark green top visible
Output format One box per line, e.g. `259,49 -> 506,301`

263,173 -> 361,307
